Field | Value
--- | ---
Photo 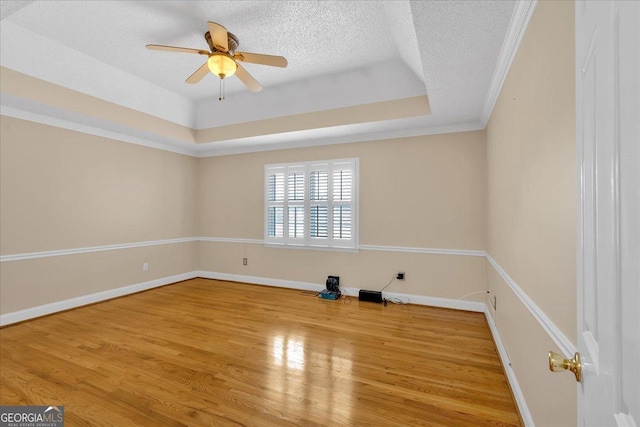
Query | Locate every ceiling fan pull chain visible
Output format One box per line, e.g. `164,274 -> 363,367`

219,77 -> 224,101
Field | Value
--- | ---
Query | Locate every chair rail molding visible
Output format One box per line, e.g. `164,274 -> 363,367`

486,254 -> 577,357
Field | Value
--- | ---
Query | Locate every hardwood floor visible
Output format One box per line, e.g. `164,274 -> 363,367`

0,278 -> 521,426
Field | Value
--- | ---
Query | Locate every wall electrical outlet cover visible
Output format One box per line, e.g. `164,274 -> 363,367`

243,258 -> 248,266
143,263 -> 149,271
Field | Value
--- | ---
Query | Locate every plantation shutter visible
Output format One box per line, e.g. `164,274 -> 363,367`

266,168 -> 285,242
265,159 -> 358,249
310,170 -> 329,241
287,167 -> 305,242
330,163 -> 354,247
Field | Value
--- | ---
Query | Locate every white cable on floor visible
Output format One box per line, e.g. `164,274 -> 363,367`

457,290 -> 491,300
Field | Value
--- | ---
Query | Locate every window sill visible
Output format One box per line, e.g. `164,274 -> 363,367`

264,243 -> 359,253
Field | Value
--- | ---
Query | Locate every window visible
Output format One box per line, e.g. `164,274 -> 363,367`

265,158 -> 358,249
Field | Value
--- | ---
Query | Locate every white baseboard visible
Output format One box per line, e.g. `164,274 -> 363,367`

484,304 -> 534,427
195,270 -> 325,293
384,291 -> 485,312
195,271 -> 485,312
0,271 -> 198,326
1,270 -> 485,326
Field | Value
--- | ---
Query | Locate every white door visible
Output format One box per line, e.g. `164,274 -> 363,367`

576,0 -> 639,426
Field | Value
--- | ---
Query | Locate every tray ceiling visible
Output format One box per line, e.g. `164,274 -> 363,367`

0,1 -> 520,156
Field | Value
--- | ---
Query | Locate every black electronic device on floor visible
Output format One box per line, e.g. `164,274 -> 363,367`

319,276 -> 341,300
358,289 -> 383,303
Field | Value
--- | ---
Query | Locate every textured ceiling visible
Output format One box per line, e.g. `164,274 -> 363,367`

0,0 -> 517,154
5,1 -> 413,99
411,0 -> 516,125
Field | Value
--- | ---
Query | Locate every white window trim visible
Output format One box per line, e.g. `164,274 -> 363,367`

264,158 -> 359,251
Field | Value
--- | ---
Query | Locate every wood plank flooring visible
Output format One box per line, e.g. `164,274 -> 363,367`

0,278 -> 521,426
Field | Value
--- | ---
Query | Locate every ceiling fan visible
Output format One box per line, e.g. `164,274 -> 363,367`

146,21 -> 288,99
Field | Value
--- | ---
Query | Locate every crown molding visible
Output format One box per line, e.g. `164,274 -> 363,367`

2,103 -> 484,158
0,106 -> 195,156
480,0 -> 537,126
194,122 -> 485,157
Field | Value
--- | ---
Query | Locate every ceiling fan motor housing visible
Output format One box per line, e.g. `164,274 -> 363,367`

205,31 -> 239,54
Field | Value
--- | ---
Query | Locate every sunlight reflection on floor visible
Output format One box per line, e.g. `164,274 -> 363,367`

269,333 -> 353,422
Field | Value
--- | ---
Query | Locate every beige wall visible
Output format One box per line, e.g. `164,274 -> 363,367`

0,116 -> 198,314
0,117 -> 197,254
198,131 -> 486,248
486,1 -> 576,426
197,131 -> 487,297
0,242 -> 197,314
198,242 -> 485,299
1,118 -> 487,314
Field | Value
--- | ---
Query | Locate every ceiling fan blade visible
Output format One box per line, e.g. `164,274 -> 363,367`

235,64 -> 263,92
186,62 -> 210,84
207,21 -> 228,52
146,44 -> 209,55
235,52 -> 288,68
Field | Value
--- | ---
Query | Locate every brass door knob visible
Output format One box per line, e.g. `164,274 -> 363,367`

548,351 -> 582,382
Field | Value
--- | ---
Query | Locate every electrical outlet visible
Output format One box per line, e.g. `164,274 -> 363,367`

243,258 -> 248,266
397,272 -> 405,280
492,295 -> 497,310
143,262 -> 149,271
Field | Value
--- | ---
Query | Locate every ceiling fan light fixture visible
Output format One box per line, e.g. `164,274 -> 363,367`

207,53 -> 237,78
